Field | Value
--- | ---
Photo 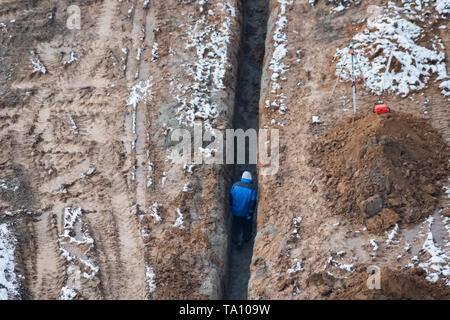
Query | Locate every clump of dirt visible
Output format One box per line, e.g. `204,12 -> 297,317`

330,266 -> 450,300
311,112 -> 449,230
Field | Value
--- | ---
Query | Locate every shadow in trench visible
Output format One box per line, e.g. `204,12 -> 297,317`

225,0 -> 269,300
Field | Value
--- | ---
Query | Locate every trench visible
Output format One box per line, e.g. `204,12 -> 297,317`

224,0 -> 269,300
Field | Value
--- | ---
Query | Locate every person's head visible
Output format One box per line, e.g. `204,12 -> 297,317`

241,171 -> 252,182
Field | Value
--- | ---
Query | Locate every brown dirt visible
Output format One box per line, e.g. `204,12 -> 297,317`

311,112 -> 449,230
1,0 -> 239,300
250,0 -> 450,300
330,266 -> 450,300
1,0 -> 449,301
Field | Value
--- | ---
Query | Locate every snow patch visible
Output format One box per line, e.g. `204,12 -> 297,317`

287,258 -> 303,274
30,52 -> 46,74
175,1 -> 234,130
173,208 -> 184,229
151,42 -> 158,62
291,216 -> 302,239
63,51 -> 78,66
60,286 -> 78,300
386,223 -> 399,246
370,238 -> 379,251
150,203 -> 162,223
334,2 -> 449,98
145,265 -> 157,294
0,223 -> 20,300
418,216 -> 450,285
312,115 -> 321,123
267,0 -> 293,116
58,206 -> 100,297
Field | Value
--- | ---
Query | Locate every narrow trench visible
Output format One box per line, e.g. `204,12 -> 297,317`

225,0 -> 269,300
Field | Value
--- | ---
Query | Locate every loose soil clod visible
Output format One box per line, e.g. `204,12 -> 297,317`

312,112 -> 449,230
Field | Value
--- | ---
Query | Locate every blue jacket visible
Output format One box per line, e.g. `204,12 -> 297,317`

230,178 -> 257,218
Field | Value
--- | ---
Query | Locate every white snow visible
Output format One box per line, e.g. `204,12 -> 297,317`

440,80 -> 450,97
291,216 -> 302,239
386,223 -> 399,246
337,250 -> 345,257
127,78 -> 153,111
198,147 -> 217,159
267,1 -> 293,116
147,161 -> 153,187
150,203 -> 162,223
334,2 -> 449,98
151,42 -> 158,62
126,78 -> 153,150
81,167 -> 96,178
128,5 -> 135,18
0,223 -> 20,300
161,171 -> 167,185
30,56 -> 46,74
183,163 -> 196,174
370,238 -> 379,251
145,266 -> 157,294
175,1 -> 234,130
312,115 -> 321,123
331,0 -> 361,13
435,0 -> 450,15
68,116 -> 78,135
63,51 -> 78,65
58,207 -> 99,284
60,286 -> 78,300
327,255 -> 354,272
287,258 -> 303,274
418,216 -> 450,285
173,208 -> 184,230
137,47 -> 143,61
0,179 -> 19,192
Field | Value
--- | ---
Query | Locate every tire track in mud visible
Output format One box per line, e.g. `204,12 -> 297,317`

23,0 -> 149,299
24,92 -> 64,300
124,1 -> 156,225
123,1 -> 150,211
109,171 -> 146,299
32,211 -> 63,299
95,0 -> 147,299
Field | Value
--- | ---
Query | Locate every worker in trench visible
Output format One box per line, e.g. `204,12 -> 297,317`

229,171 -> 257,248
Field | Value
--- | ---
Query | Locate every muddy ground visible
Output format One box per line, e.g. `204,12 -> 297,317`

0,0 -> 449,300
1,0 -> 240,300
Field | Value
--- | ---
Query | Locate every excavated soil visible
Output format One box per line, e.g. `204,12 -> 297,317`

311,112 -> 449,231
329,266 -> 450,300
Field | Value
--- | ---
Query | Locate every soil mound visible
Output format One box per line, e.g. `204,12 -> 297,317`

311,112 -> 449,230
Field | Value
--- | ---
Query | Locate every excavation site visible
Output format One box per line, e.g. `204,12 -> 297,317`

0,0 -> 449,303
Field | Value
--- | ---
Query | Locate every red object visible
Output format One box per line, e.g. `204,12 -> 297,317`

373,103 -> 389,115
